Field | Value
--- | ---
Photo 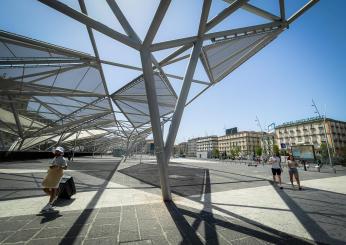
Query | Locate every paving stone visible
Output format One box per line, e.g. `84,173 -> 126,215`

34,226 -> 69,239
3,228 -> 40,243
96,212 -> 121,219
232,237 -> 264,245
84,237 -> 117,245
139,221 -> 161,231
165,230 -> 189,245
8,214 -> 36,222
122,206 -> 136,213
217,229 -> 249,242
73,214 -> 97,225
3,242 -> 25,245
159,222 -> 177,231
119,239 -> 152,245
0,232 -> 15,243
121,219 -> 139,229
99,206 -> 121,213
204,236 -> 232,245
22,218 -> 49,229
27,237 -> 84,245
45,218 -> 79,228
136,213 -> 157,221
0,217 -> 11,222
149,236 -> 169,245
87,224 -> 119,238
119,230 -> 140,243
64,224 -> 90,238
94,217 -> 121,226
140,227 -> 163,238
193,221 -> 219,240
0,220 -> 27,231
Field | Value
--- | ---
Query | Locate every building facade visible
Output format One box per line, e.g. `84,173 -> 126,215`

144,140 -> 155,155
178,142 -> 188,156
260,133 -> 275,156
275,117 -> 346,156
196,136 -> 218,158
218,131 -> 262,157
187,137 -> 203,157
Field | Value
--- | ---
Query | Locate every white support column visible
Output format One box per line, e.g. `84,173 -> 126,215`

140,49 -> 171,201
139,0 -> 172,201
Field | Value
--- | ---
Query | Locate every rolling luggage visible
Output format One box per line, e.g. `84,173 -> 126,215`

58,175 -> 76,199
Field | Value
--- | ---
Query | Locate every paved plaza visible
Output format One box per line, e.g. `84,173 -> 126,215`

0,156 -> 345,245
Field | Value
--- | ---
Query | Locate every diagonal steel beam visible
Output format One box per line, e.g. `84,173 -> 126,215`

279,0 -> 285,21
37,0 -> 141,50
287,0 -> 319,25
224,0 -> 281,21
164,0 -> 211,163
0,90 -> 104,97
158,0 -> 249,66
0,30 -> 95,59
0,58 -> 86,66
101,59 -> 208,85
143,0 -> 171,47
140,0 -> 172,200
206,0 -> 249,31
7,95 -> 24,139
77,0 -> 119,135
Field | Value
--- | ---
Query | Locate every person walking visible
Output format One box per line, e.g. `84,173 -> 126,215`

269,153 -> 283,189
287,155 -> 302,190
41,146 -> 68,212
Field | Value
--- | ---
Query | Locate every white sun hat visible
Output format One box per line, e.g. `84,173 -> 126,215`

55,146 -> 64,153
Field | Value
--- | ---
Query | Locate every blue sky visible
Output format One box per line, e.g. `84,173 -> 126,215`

1,0 -> 345,143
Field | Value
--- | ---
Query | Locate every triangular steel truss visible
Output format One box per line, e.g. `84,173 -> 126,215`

0,0 -> 319,200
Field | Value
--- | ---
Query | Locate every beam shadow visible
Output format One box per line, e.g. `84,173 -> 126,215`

119,162 -> 346,244
56,160 -> 121,245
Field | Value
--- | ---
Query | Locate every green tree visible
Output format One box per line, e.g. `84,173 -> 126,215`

229,146 -> 240,159
339,146 -> 346,165
340,146 -> 346,158
212,148 -> 219,158
273,144 -> 280,156
320,143 -> 329,163
255,147 -> 263,156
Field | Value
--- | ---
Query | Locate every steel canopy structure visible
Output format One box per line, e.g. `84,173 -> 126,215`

0,0 -> 318,200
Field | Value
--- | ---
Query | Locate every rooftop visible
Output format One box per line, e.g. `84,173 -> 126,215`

275,117 -> 346,129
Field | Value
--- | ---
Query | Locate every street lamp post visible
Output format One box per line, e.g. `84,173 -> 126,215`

312,99 -> 335,173
255,116 -> 266,161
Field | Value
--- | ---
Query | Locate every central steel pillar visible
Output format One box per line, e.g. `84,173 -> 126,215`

140,49 -> 171,201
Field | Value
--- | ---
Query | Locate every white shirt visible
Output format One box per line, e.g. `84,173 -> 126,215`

270,156 -> 281,169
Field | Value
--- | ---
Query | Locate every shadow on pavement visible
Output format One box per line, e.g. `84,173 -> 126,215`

57,160 -> 120,244
119,162 -> 346,244
36,210 -> 63,224
271,181 -> 346,245
54,198 -> 75,207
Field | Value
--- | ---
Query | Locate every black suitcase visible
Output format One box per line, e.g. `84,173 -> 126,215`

58,175 -> 76,199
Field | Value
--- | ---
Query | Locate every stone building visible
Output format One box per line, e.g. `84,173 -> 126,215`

275,117 -> 346,156
218,131 -> 262,157
196,136 -> 218,158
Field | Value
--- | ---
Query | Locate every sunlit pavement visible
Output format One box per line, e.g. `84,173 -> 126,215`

0,156 -> 345,244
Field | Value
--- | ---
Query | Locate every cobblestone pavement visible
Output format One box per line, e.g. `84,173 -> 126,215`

0,156 -> 345,245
